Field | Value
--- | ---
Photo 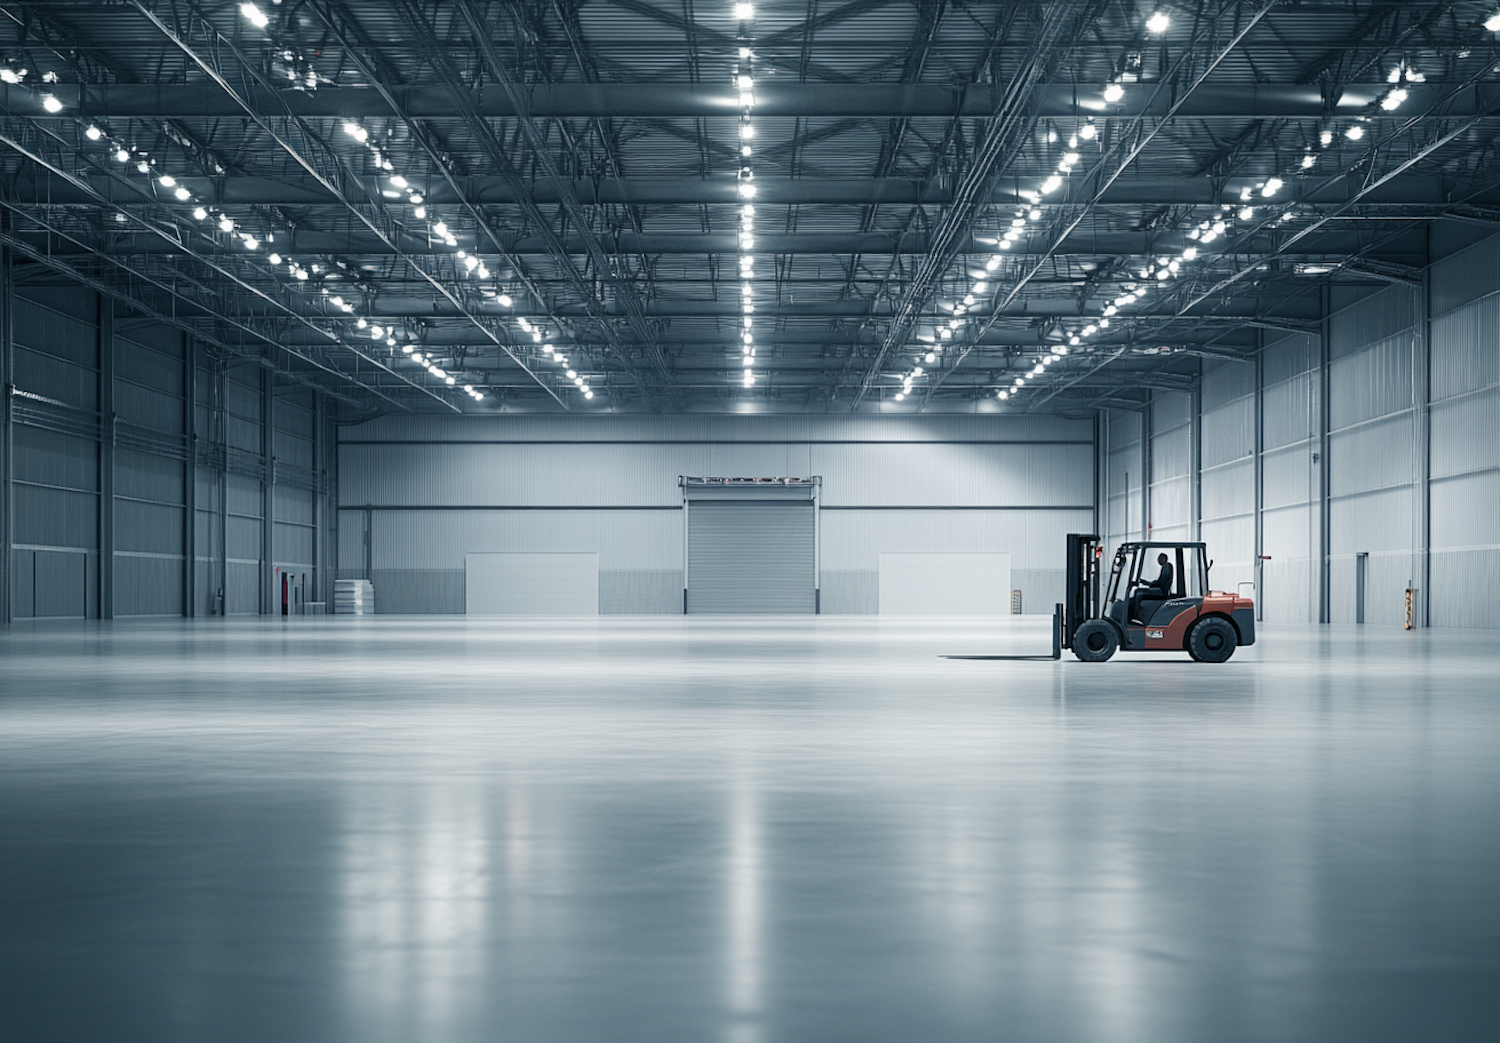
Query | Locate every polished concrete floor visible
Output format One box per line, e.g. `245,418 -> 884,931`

1,615 -> 1497,1043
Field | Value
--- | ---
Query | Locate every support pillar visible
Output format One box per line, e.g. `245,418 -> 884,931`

0,241 -> 11,626
1318,284 -> 1332,625
1254,330 -> 1266,622
261,365 -> 275,615
98,296 -> 114,620
1415,258 -> 1433,627
183,333 -> 197,617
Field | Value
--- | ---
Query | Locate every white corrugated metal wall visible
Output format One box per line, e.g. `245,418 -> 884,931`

1428,236 -> 1500,628
1,276 -> 338,623
336,415 -> 1096,614
1327,283 -> 1423,626
1091,225 -> 1500,629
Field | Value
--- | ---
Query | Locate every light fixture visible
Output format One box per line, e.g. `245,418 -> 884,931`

1103,82 -> 1124,103
174,186 -> 191,201
115,148 -> 130,163
268,253 -> 282,265
1079,122 -> 1097,140
1146,10 -> 1170,33
1486,10 -> 1500,31
240,2 -> 269,28
734,2 -> 754,18
218,217 -> 235,232
41,94 -> 63,113
1345,125 -> 1365,140
85,125 -> 102,140
1262,177 -> 1283,196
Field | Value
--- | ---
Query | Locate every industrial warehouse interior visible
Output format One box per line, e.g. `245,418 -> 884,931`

2,1 -> 1498,1040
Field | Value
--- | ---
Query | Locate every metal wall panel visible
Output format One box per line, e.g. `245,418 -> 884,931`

1430,296 -> 1500,400
115,500 -> 183,556
340,412 -> 1093,445
338,436 -> 1092,510
1430,391 -> 1500,480
226,474 -> 263,518
1200,515 -> 1255,590
1201,397 -> 1253,469
13,427 -> 97,490
273,430 -> 315,470
369,508 -> 682,571
114,555 -> 183,616
274,522 -> 314,565
12,294 -> 97,368
114,379 -> 184,435
1262,373 -> 1318,450
14,485 -> 96,550
114,338 -> 184,397
12,347 -> 100,411
1329,335 -> 1414,429
1261,448 -> 1315,513
1329,414 -> 1416,497
115,448 -> 184,505
227,516 -> 264,561
1330,485 -> 1414,553
1152,391 -> 1193,434
1151,422 -> 1192,479
276,485 -> 315,526
1202,458 -> 1254,520
1430,549 -> 1500,629
1430,471 -> 1500,552
1262,332 -> 1317,385
1150,476 -> 1191,531
1201,358 -> 1256,412
1431,233 -> 1500,315
1329,283 -> 1418,359
227,379 -> 261,420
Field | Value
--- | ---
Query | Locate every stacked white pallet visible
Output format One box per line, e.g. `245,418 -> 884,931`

334,579 -> 374,615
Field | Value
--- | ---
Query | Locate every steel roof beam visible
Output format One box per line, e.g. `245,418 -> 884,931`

14,82 -> 1498,120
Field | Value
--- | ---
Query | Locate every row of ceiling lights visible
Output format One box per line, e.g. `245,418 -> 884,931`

734,3 -> 759,390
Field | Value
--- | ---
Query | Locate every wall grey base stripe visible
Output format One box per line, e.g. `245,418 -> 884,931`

687,502 -> 815,614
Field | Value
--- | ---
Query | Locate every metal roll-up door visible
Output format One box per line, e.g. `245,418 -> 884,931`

687,502 -> 815,613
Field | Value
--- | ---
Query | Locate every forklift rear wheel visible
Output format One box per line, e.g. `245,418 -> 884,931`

1073,619 -> 1119,662
1188,617 -> 1237,663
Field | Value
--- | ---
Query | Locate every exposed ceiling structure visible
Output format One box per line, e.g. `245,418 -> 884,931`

3,0 -> 1499,416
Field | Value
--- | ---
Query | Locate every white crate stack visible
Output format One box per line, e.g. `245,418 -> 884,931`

333,579 -> 374,615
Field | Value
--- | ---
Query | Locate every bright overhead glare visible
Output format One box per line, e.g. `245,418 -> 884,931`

1302,154 -> 1316,169
42,94 -> 63,113
1079,123 -> 1096,140
1345,124 -> 1365,140
734,2 -> 754,18
193,207 -> 208,220
240,2 -> 269,28
1486,10 -> 1500,31
497,294 -> 513,307
174,186 -> 191,201
1102,82 -> 1124,103
1263,177 -> 1283,196
115,148 -> 130,163
390,175 -> 408,188
158,174 -> 176,187
737,75 -> 754,91
1319,129 -> 1333,146
85,125 -> 102,140
218,217 -> 234,232
1147,10 -> 1170,33
268,253 -> 282,265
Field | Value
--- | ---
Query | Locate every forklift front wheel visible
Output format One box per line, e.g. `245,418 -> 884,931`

1073,619 -> 1120,662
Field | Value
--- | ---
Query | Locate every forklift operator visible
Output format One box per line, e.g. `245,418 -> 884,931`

1130,552 -> 1175,622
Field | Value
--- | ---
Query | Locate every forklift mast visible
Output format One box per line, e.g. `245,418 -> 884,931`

1063,534 -> 1102,649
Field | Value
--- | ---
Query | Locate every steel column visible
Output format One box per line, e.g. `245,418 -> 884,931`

98,295 -> 114,620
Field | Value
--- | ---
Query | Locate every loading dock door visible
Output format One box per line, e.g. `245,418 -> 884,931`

878,552 -> 1012,615
687,503 -> 815,613
466,552 -> 599,615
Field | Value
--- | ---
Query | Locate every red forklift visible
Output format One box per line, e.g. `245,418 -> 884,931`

1061,534 -> 1255,662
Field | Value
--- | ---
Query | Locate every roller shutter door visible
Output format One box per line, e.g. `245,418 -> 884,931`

687,503 -> 815,613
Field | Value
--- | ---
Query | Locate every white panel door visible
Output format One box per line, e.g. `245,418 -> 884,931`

878,552 -> 1012,615
466,552 -> 599,615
